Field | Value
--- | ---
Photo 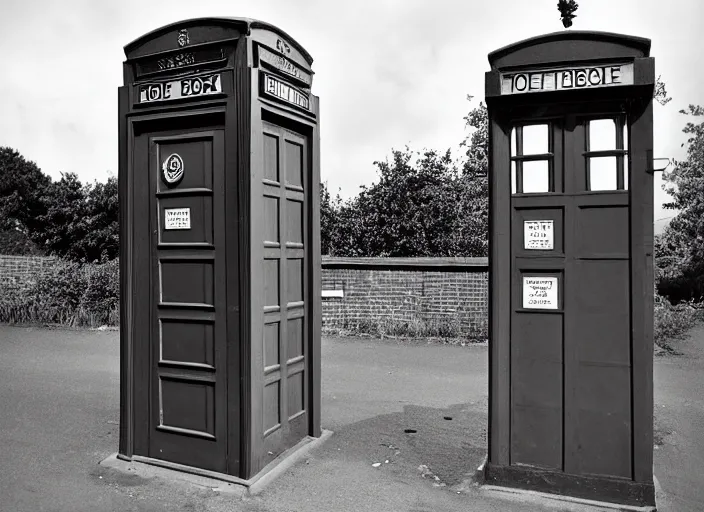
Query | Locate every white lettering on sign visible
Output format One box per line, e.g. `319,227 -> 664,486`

524,220 -> 554,250
500,63 -> 634,95
523,277 -> 559,310
263,74 -> 310,110
164,208 -> 191,230
259,46 -> 312,86
139,74 -> 221,103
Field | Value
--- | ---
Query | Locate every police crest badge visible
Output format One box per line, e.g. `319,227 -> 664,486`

162,153 -> 184,185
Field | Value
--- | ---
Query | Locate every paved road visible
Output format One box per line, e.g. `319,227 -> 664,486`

1,325 -> 703,511
653,323 -> 704,511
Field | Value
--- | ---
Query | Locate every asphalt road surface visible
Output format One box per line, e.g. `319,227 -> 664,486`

653,323 -> 704,512
0,324 -> 702,511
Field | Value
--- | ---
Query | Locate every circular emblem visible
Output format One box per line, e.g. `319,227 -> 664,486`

162,153 -> 184,185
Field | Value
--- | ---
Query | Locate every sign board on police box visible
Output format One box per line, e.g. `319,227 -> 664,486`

500,63 -> 634,95
164,208 -> 191,230
262,73 -> 310,111
523,276 -> 558,309
524,220 -> 554,250
258,46 -> 312,86
139,74 -> 221,103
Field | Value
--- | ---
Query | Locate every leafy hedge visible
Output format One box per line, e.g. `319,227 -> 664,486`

0,258 -> 118,327
654,297 -> 703,352
323,316 -> 488,343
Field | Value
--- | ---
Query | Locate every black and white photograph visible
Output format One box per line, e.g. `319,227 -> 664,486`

0,0 -> 703,510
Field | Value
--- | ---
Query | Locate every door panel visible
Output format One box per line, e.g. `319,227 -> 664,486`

510,113 -> 632,478
135,125 -> 229,472
510,119 -> 565,471
260,121 -> 309,464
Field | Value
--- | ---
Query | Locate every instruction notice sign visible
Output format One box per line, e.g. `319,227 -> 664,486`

524,220 -> 554,250
164,208 -> 191,230
523,276 -> 558,309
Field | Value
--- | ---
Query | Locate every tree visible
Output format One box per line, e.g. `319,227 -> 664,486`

0,147 -> 51,236
83,176 -> 119,262
326,148 -> 463,257
455,98 -> 489,257
654,76 -> 672,107
31,172 -> 89,261
0,229 -> 44,256
320,181 -> 338,256
0,146 -> 119,261
30,173 -> 119,263
656,104 -> 704,302
320,97 -> 490,258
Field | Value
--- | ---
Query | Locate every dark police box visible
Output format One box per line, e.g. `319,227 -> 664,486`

117,17 -> 322,483
484,31 -> 656,508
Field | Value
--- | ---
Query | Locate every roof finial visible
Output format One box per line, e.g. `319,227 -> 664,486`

557,0 -> 579,28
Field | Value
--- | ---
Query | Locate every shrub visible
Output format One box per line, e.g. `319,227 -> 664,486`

0,285 -> 40,324
0,258 -> 119,327
328,316 -> 488,343
654,296 -> 702,352
80,258 -> 119,325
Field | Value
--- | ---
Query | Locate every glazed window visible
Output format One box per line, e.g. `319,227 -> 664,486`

510,124 -> 552,194
585,118 -> 628,191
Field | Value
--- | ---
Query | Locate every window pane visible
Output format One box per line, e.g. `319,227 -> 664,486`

522,160 -> 550,193
522,124 -> 549,155
624,158 -> 629,190
589,157 -> 617,191
511,161 -> 517,194
589,119 -> 616,151
623,123 -> 628,151
511,128 -> 517,157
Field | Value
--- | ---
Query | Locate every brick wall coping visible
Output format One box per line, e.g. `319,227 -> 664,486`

321,256 -> 488,272
0,255 -> 56,262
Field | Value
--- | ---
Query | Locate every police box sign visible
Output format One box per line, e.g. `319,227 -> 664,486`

139,74 -> 222,103
262,73 -> 310,111
500,63 -> 634,95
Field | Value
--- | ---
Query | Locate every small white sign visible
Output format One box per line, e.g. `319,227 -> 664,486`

164,208 -> 191,230
524,220 -> 554,250
523,276 -> 558,309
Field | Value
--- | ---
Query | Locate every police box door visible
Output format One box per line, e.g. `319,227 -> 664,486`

509,112 -> 633,477
132,116 -> 230,472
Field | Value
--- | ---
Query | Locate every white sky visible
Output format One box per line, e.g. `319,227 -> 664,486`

1,0 -> 702,230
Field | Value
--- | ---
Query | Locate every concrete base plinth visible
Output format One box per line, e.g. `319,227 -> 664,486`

99,429 -> 333,497
478,485 -> 658,512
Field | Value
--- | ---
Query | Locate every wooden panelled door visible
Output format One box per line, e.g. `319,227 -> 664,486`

261,121 -> 309,463
509,114 -> 632,478
137,124 -> 230,472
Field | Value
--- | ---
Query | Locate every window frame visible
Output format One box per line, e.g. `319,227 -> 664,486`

584,116 -> 628,191
510,123 -> 554,195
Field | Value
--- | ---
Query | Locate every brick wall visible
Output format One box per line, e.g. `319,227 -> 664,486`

321,257 -> 489,336
0,255 -> 491,336
0,255 -> 56,288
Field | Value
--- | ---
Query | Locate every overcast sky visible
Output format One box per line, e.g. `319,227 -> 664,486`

1,0 -> 702,228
